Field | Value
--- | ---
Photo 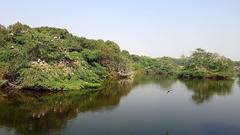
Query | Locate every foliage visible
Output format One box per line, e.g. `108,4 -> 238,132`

146,57 -> 180,75
178,48 -> 235,79
234,61 -> 240,66
0,80 -> 8,88
0,23 -> 236,92
172,55 -> 188,66
131,55 -> 180,76
234,61 -> 240,75
0,25 -> 9,47
0,22 -> 132,90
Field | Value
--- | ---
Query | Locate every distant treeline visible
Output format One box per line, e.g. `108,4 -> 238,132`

131,48 -> 235,79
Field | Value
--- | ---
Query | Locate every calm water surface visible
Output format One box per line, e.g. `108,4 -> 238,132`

0,76 -> 240,135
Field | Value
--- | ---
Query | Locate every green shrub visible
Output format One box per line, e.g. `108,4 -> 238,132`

132,56 -> 180,76
179,49 -> 235,79
0,22 -> 131,90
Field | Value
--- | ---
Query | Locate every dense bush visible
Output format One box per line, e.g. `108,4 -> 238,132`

178,49 -> 235,79
146,57 -> 180,75
131,55 -> 180,76
0,22 -> 132,90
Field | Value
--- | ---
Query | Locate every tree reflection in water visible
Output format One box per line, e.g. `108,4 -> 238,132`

238,75 -> 240,87
0,74 -> 178,135
133,74 -> 177,90
181,79 -> 234,105
0,79 -> 135,135
0,75 -> 236,135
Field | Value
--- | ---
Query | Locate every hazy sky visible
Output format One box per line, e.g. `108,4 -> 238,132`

1,0 -> 240,60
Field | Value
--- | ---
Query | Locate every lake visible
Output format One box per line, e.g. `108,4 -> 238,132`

0,75 -> 240,135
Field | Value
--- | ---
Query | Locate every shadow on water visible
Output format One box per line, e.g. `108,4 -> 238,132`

180,79 -> 234,105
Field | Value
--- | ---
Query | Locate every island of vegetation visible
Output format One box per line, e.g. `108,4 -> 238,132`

0,23 -> 237,91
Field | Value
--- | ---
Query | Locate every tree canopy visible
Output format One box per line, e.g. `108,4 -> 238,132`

0,23 -> 132,90
178,49 -> 235,79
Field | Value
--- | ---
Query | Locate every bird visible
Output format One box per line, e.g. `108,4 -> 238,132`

166,90 -> 173,94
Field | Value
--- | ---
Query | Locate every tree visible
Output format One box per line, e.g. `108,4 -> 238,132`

0,25 -> 8,47
179,49 -> 235,79
8,22 -> 30,35
0,22 -> 134,90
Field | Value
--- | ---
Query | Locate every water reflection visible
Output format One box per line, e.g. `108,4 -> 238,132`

238,75 -> 240,87
0,79 -> 135,135
133,74 -> 177,90
0,75 -> 238,135
181,79 -> 234,105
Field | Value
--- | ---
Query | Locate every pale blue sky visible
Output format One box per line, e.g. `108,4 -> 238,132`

1,0 -> 240,60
